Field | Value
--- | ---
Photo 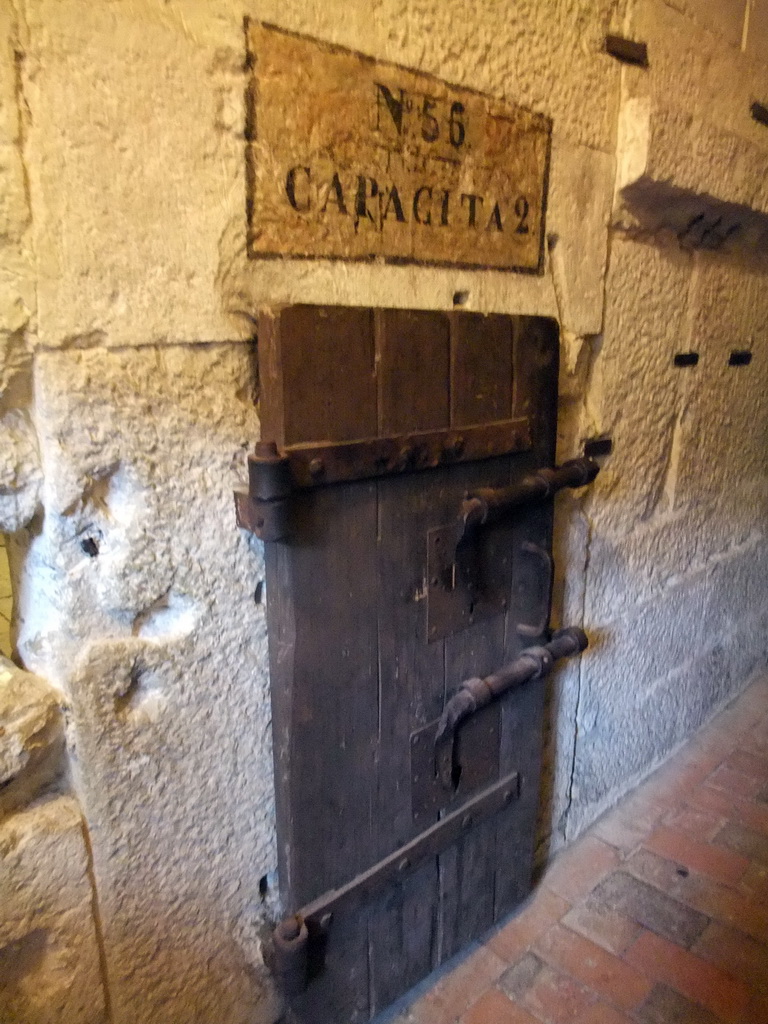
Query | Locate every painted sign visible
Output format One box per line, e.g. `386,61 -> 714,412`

245,21 -> 551,273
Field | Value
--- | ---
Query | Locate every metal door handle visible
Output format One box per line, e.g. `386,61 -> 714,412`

460,457 -> 599,541
435,627 -> 588,751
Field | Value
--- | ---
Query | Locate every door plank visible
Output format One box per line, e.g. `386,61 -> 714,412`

280,305 -> 377,444
451,313 -> 514,426
377,309 -> 451,435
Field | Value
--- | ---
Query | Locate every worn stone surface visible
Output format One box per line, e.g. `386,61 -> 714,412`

0,656 -> 63,815
0,795 -> 107,1024
18,0 -> 630,348
14,343 -> 278,1024
616,0 -> 768,222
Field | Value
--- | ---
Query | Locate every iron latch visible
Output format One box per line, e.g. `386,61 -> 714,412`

433,627 -> 588,788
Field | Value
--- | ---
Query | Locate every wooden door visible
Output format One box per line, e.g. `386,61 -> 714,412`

243,306 -> 562,1023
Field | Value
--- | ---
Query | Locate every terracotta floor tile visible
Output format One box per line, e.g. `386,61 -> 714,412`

591,795 -> 666,854
623,839 -> 768,946
723,748 -> 768,781
739,861 -> 768,903
523,963 -> 597,1024
588,870 -> 708,949
624,930 -> 751,1023
562,902 -> 642,956
634,982 -> 722,1024
693,920 -> 768,993
498,952 -> 544,1003
662,805 -> 727,842
689,783 -> 768,837
737,989 -> 768,1024
410,946 -> 507,1024
533,922 -> 651,1011
540,837 -> 620,903
705,765 -> 766,801
461,988 -> 538,1024
713,820 -> 768,866
643,825 -> 750,888
573,1005 -> 634,1024
488,889 -> 570,964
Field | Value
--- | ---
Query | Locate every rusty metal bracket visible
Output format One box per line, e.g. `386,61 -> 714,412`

270,769 -> 521,995
283,418 -> 530,488
235,441 -> 294,541
426,524 -> 510,641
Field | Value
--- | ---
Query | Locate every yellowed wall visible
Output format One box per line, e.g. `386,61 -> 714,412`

0,2 -> 766,1023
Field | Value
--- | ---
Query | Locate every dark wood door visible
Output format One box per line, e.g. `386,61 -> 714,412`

253,306 -> 560,1024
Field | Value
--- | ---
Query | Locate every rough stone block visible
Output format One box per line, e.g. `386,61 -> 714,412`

547,137 -> 613,336
671,0 -> 747,47
0,406 -> 42,532
616,0 -> 768,218
585,235 -> 691,535
16,343 -> 278,1024
0,657 -> 63,815
746,0 -> 768,58
23,0 -> 248,348
0,795 -> 107,1024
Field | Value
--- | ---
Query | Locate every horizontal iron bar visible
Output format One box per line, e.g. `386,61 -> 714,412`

286,770 -> 520,927
435,628 -> 589,749
282,418 -> 531,488
461,457 -> 599,538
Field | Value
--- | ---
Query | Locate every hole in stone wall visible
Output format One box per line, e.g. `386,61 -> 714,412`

452,290 -> 469,306
259,874 -> 269,900
584,437 -> 613,458
80,536 -> 100,558
674,352 -> 699,367
729,350 -> 752,366
254,580 -> 264,604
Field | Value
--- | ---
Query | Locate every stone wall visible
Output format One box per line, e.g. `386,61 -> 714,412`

0,1 -> 766,1022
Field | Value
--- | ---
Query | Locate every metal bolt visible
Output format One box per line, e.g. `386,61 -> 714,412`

396,444 -> 414,469
319,912 -> 333,930
309,457 -> 325,478
397,856 -> 411,873
462,814 -> 473,829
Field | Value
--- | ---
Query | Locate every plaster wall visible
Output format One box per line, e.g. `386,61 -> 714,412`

0,1 -> 766,1022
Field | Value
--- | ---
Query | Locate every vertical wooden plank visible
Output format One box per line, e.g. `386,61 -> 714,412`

367,310 -> 454,1012
377,309 -> 451,434
257,309 -> 286,447
280,305 -> 377,444
436,458 -> 511,962
493,677 -> 547,917
266,480 -> 378,1024
451,313 -> 514,426
493,315 -> 560,920
279,482 -> 379,905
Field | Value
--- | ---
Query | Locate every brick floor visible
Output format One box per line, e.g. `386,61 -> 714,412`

389,675 -> 768,1024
